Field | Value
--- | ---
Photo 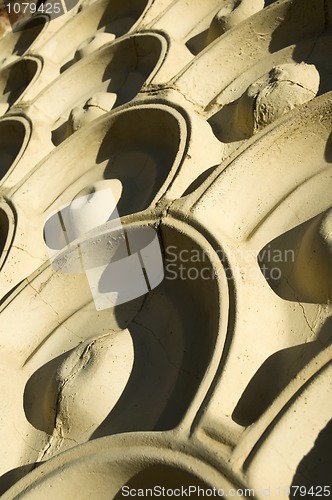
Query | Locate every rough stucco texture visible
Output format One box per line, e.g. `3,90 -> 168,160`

0,0 -> 331,498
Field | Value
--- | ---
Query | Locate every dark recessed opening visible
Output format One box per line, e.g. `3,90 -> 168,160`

52,34 -> 164,145
0,58 -> 39,106
0,119 -> 27,179
98,0 -> 149,36
13,16 -> 46,54
98,109 -> 182,216
0,208 -> 9,258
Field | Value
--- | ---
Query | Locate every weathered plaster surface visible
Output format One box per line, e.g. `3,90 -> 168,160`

0,0 -> 331,498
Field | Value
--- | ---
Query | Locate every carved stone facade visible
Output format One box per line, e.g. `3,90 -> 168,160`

0,0 -> 331,498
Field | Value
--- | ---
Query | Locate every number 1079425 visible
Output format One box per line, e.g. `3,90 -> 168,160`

4,0 -> 79,28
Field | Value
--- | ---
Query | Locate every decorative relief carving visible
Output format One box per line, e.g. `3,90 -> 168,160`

0,0 -> 330,498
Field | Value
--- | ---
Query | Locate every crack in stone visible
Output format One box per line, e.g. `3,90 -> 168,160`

36,341 -> 96,463
11,245 -> 43,262
297,300 -> 317,339
13,424 -> 42,454
285,278 -> 317,339
26,280 -> 78,341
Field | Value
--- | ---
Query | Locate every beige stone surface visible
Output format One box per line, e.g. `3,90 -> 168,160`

0,0 -> 331,498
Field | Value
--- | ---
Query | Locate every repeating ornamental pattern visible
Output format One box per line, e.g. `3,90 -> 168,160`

0,0 -> 331,498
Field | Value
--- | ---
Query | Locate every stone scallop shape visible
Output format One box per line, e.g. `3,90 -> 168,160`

166,92 -> 332,475
145,0 -> 264,55
2,103 -> 188,296
170,0 -> 332,156
0,113 -> 53,189
0,15 -> 48,65
0,115 -> 31,183
0,216 -> 228,491
1,100 -> 222,297
0,0 -> 330,496
174,0 -> 327,109
233,346 -> 332,495
37,0 -> 151,69
1,434 -> 241,499
145,0 -> 224,54
0,55 -> 42,114
17,21 -> 192,101
0,33 -> 193,176
26,32 -> 173,137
